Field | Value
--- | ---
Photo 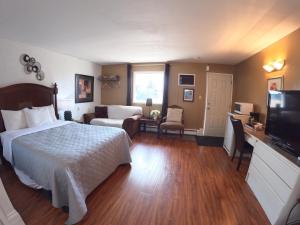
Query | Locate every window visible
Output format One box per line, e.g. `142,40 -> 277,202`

133,71 -> 164,104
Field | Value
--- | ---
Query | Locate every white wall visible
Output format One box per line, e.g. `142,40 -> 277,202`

0,38 -> 101,120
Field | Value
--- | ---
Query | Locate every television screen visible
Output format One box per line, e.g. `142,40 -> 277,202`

266,90 -> 300,157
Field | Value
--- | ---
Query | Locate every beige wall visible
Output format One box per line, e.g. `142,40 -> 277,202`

101,64 -> 128,105
101,62 -> 234,129
234,28 -> 300,122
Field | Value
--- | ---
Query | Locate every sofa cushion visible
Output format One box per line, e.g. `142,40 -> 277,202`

95,106 -> 108,118
166,108 -> 183,122
108,105 -> 142,119
90,118 -> 123,128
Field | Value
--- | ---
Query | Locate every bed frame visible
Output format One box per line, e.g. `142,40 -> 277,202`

0,83 -> 58,163
0,83 -> 58,133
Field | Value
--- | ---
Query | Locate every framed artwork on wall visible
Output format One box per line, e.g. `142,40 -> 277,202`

183,88 -> 194,102
267,76 -> 284,92
178,74 -> 195,86
75,74 -> 94,103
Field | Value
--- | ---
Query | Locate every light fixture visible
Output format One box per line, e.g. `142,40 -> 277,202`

272,59 -> 285,70
263,59 -> 285,72
146,98 -> 152,118
263,64 -> 275,72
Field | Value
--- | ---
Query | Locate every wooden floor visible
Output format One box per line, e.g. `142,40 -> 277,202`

0,133 -> 270,225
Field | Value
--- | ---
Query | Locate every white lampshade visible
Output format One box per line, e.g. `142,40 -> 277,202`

263,64 -> 274,73
272,60 -> 285,70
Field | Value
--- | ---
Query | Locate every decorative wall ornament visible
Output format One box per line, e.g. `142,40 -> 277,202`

19,54 -> 45,81
98,75 -> 120,88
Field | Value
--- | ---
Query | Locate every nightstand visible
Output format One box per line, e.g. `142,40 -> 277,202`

139,117 -> 161,136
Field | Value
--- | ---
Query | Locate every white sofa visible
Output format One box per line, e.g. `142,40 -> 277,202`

84,105 -> 143,138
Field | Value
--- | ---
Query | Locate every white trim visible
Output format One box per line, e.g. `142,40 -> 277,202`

196,128 -> 204,136
178,73 -> 195,86
145,126 -> 197,136
203,72 -> 233,136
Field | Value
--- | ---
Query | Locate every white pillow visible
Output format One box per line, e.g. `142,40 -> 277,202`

1,109 -> 27,131
23,108 -> 53,128
166,108 -> 183,122
33,105 -> 57,122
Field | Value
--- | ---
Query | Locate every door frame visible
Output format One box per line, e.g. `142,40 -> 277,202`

203,72 -> 233,136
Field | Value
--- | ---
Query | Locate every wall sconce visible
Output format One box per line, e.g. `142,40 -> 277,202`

263,59 -> 285,72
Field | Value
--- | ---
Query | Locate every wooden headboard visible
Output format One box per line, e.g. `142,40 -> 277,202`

0,83 -> 58,133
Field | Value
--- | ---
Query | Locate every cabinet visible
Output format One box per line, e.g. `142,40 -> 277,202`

245,132 -> 300,225
0,178 -> 25,225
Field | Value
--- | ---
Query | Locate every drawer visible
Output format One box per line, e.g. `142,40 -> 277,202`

245,133 -> 256,146
254,141 -> 299,188
247,164 -> 284,224
251,153 -> 292,203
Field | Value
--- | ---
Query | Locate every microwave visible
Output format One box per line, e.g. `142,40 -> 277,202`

234,102 -> 253,115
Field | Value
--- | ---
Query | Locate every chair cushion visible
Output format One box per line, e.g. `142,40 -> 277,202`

90,118 -> 123,128
95,106 -> 108,118
160,121 -> 184,130
166,108 -> 183,122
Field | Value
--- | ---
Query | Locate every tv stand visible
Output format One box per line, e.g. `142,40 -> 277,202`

271,139 -> 298,158
243,127 -> 300,225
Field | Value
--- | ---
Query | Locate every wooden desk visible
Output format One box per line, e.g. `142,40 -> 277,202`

244,126 -> 300,166
243,126 -> 300,225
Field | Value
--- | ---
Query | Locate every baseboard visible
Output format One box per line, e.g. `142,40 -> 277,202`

196,128 -> 204,136
145,126 -> 197,136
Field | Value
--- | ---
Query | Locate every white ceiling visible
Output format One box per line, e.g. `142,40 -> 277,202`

0,0 -> 300,65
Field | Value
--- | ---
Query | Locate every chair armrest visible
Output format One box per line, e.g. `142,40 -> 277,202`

129,114 -> 143,120
83,113 -> 96,124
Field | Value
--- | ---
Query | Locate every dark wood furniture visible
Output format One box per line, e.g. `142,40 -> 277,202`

139,117 -> 160,135
0,83 -> 58,163
159,105 -> 184,138
230,116 -> 253,170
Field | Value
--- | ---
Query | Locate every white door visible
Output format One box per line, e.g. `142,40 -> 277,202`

203,72 -> 233,137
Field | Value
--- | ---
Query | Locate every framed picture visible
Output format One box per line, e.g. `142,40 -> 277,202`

183,88 -> 194,102
75,74 -> 94,103
178,74 -> 195,86
267,76 -> 283,91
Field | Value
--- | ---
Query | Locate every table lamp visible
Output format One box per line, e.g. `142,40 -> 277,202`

146,98 -> 152,118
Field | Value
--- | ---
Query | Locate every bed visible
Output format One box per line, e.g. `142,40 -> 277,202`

0,83 -> 132,225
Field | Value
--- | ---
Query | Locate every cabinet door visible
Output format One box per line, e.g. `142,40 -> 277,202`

254,141 -> 299,188
223,115 -> 235,156
0,179 -> 25,225
247,164 -> 284,224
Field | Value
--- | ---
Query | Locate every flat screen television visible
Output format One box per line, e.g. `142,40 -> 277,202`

265,90 -> 300,157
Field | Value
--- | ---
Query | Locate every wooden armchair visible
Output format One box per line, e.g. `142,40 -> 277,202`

158,105 -> 184,137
